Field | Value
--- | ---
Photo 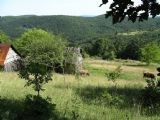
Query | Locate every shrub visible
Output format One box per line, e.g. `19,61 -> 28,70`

102,51 -> 116,60
101,91 -> 124,107
105,66 -> 122,82
22,95 -> 58,120
142,67 -> 160,114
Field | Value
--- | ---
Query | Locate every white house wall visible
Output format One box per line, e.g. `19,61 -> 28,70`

4,47 -> 21,71
4,48 -> 20,64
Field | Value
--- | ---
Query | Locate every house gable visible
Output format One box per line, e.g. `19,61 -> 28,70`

0,44 -> 21,71
4,47 -> 21,64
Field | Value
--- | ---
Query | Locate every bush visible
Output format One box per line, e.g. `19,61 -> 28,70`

102,51 -> 116,60
142,68 -> 160,114
139,42 -> 160,65
142,87 -> 160,115
22,95 -> 58,120
82,52 -> 90,58
101,91 -> 124,107
105,66 -> 122,82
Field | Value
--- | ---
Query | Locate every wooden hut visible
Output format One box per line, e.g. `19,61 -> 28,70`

0,44 -> 21,71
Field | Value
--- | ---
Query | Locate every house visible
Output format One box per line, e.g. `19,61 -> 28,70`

0,44 -> 21,71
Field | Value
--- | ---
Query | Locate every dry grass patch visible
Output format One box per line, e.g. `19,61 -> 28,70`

85,58 -> 157,74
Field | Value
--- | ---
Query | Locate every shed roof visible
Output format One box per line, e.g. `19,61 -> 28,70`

0,44 -> 10,65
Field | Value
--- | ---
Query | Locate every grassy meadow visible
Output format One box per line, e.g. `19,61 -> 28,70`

0,58 -> 160,120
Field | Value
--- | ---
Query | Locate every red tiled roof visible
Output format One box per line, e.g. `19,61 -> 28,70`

0,44 -> 11,66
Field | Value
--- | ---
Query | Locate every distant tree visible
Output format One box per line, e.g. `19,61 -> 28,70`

103,51 -> 116,60
140,42 -> 160,65
100,0 -> 160,24
92,38 -> 115,59
17,28 -> 66,96
121,39 -> 144,60
91,38 -> 108,57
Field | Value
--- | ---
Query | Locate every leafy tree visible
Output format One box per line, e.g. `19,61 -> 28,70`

91,38 -> 108,56
121,39 -> 144,60
140,42 -> 160,65
91,38 -> 115,58
17,28 -> 66,96
100,0 -> 160,24
0,31 -> 11,44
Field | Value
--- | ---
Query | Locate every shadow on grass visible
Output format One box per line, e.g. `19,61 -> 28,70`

0,95 -> 67,120
54,84 -> 71,89
0,98 -> 23,120
76,85 -> 160,116
76,85 -> 143,108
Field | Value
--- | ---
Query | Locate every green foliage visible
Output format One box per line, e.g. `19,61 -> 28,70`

14,28 -> 65,59
0,31 -> 11,44
105,66 -> 122,82
140,42 -> 160,65
142,85 -> 160,114
142,68 -> 160,114
101,91 -> 124,106
102,51 -> 116,60
91,38 -> 108,57
120,40 -> 143,60
18,28 -> 66,96
91,38 -> 116,60
81,51 -> 90,58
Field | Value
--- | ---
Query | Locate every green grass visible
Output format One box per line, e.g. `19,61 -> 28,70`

0,59 -> 160,119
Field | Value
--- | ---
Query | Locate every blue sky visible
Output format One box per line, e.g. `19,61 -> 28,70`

0,0 -> 142,16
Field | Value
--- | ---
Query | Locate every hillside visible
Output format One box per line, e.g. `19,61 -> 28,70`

1,15 -> 160,41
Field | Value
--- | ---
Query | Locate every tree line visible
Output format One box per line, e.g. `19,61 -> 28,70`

1,27 -> 160,65
80,30 -> 160,64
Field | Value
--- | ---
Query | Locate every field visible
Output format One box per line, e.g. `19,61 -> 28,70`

0,58 -> 160,120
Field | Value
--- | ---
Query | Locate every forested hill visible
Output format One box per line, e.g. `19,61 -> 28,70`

1,15 -> 160,41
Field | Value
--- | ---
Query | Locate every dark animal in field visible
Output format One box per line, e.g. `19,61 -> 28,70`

143,72 -> 156,79
79,69 -> 90,76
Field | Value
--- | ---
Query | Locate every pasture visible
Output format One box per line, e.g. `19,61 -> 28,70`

0,58 -> 159,120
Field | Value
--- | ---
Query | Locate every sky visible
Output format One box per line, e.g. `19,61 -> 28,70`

0,0 -> 142,16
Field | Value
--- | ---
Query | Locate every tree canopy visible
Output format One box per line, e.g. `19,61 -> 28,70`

100,0 -> 160,23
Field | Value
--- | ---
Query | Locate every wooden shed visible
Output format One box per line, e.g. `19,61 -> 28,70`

0,44 -> 21,71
